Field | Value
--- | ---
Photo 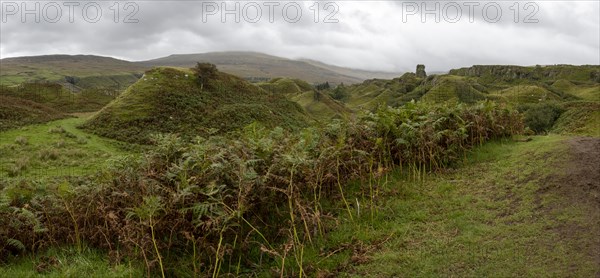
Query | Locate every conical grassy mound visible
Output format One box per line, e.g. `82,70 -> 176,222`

290,90 -> 353,120
82,67 -> 308,143
420,76 -> 487,104
257,77 -> 313,95
551,79 -> 576,93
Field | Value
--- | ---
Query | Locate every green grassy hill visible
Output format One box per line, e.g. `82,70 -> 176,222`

491,85 -> 562,103
553,101 -> 600,136
344,73 -> 424,110
257,77 -> 353,120
420,75 -> 488,104
82,67 -> 309,143
551,79 -> 599,101
257,77 -> 313,95
290,90 -> 353,120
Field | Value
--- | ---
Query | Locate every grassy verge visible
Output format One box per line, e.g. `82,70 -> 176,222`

298,135 -> 599,277
0,247 -> 144,278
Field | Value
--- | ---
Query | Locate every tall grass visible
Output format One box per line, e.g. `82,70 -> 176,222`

0,101 -> 522,276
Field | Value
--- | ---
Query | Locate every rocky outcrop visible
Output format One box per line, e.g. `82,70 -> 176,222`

416,64 -> 427,78
449,65 -> 600,83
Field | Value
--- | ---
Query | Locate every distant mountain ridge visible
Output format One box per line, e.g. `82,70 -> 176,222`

139,51 -> 401,84
0,52 -> 403,87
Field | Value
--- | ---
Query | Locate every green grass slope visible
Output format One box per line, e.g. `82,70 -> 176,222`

420,75 -> 487,104
0,55 -> 144,88
82,67 -> 309,143
0,83 -> 119,113
0,116 -> 132,179
0,95 -> 69,131
492,85 -> 562,103
257,77 -> 312,95
551,79 -> 599,101
291,91 -> 353,120
553,101 -> 600,136
257,77 -> 353,120
345,73 -> 424,110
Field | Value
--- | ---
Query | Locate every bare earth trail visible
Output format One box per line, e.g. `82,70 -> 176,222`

558,137 -> 600,206
543,137 -> 600,272
317,135 -> 600,277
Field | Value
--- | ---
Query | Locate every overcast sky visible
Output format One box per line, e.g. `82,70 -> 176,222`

0,1 -> 598,72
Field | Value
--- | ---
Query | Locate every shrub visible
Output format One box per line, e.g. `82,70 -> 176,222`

63,132 -> 77,139
14,136 -> 28,146
39,149 -> 60,161
330,83 -> 349,101
55,140 -> 66,148
7,157 -> 29,177
76,137 -> 87,145
519,102 -> 564,133
192,62 -> 218,86
48,126 -> 65,134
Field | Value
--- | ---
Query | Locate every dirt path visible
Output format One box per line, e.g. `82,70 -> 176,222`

561,137 -> 600,205
541,137 -> 600,273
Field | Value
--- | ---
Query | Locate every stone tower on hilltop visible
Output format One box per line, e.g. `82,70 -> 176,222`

416,64 -> 427,78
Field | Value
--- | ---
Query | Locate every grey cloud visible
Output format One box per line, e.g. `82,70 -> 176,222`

0,1 -> 598,72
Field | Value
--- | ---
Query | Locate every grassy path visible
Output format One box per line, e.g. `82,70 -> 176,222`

0,115 -> 134,180
304,135 -> 599,277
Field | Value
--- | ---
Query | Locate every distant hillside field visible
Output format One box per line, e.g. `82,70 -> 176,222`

0,95 -> 69,131
0,55 -> 145,88
0,83 -> 119,113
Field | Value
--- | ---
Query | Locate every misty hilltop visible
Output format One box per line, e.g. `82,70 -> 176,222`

0,52 -> 401,88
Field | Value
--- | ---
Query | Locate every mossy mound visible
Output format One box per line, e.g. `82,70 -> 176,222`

290,91 -> 352,120
552,80 -> 599,101
257,78 -> 312,95
420,76 -> 487,104
82,67 -> 309,143
493,85 -> 562,103
256,78 -> 354,120
344,73 -> 424,109
0,95 -> 69,131
551,79 -> 576,93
